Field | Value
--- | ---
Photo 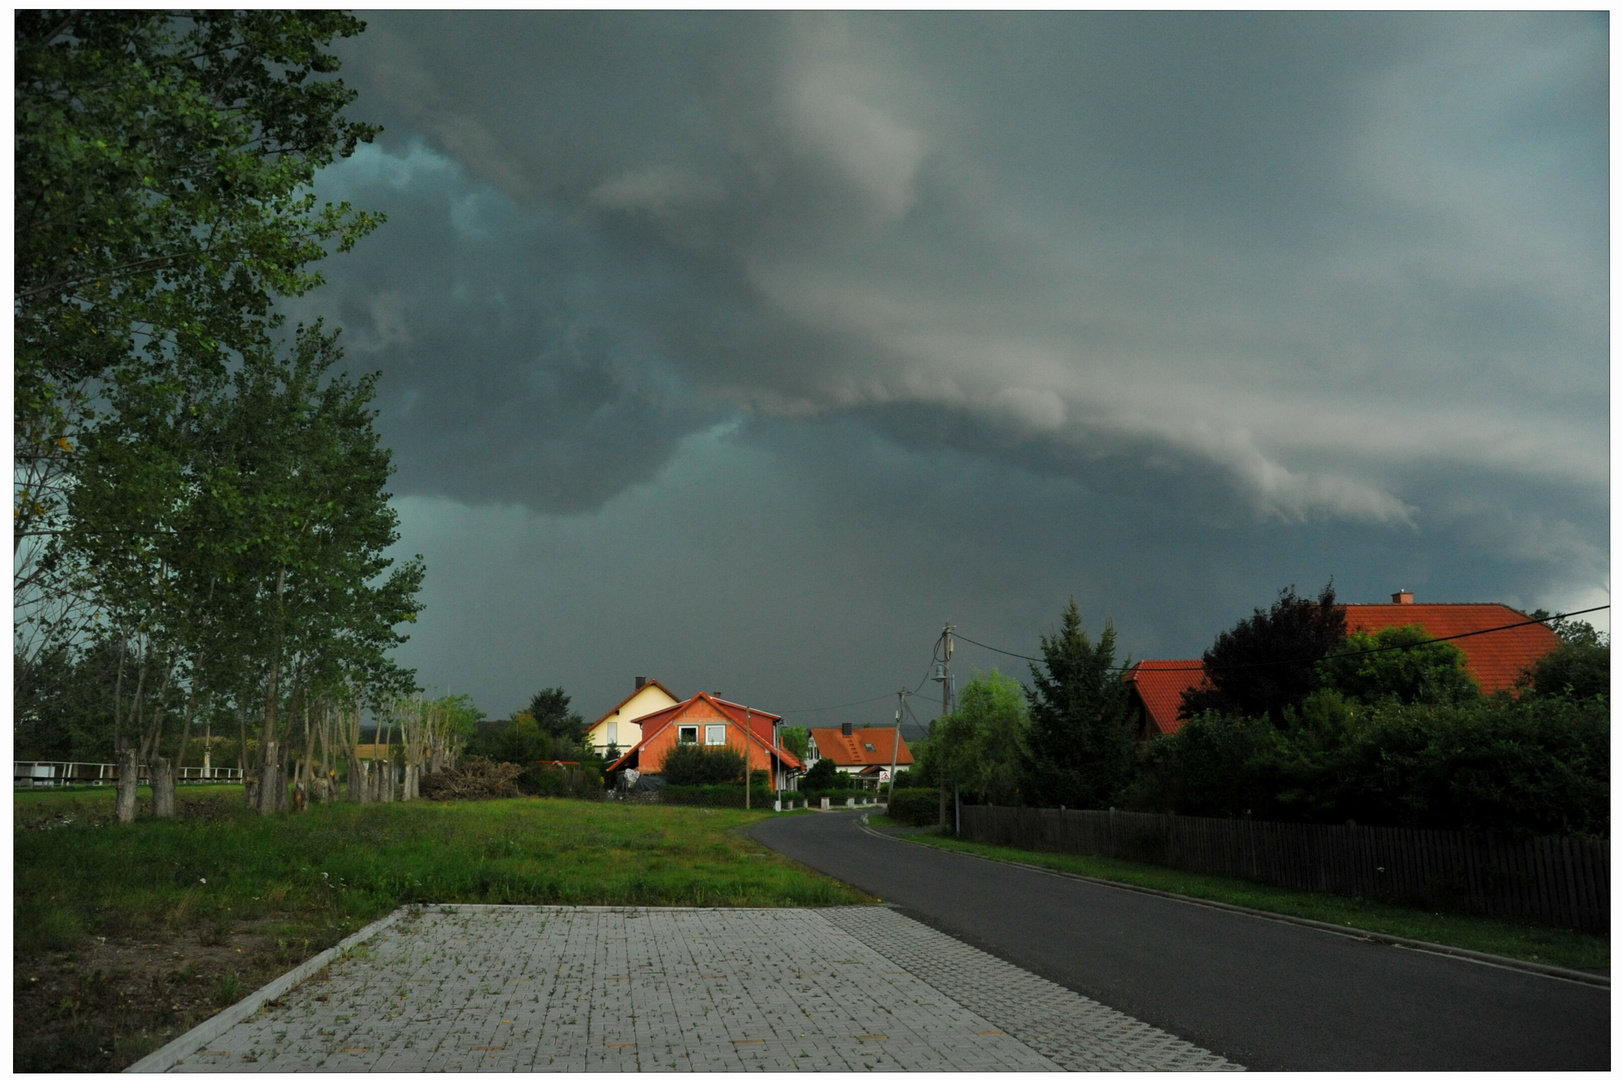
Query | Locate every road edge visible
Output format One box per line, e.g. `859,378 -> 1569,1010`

859,818 -> 1609,990
124,906 -> 413,1073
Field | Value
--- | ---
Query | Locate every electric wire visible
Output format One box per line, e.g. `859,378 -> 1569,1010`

955,604 -> 1610,677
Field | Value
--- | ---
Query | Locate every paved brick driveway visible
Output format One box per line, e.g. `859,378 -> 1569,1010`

161,905 -> 1237,1071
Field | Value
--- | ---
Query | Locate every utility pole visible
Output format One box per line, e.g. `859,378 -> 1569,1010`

743,707 -> 751,811
934,621 -> 955,829
886,688 -> 906,807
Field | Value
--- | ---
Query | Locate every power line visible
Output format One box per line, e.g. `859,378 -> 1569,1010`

952,632 -> 1041,665
956,604 -> 1610,677
777,691 -> 894,715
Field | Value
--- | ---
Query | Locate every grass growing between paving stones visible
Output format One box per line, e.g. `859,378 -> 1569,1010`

16,787 -> 867,1071
866,815 -> 1608,972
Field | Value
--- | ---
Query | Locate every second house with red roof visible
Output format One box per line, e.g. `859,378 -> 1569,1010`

806,723 -> 914,789
1124,591 -> 1561,739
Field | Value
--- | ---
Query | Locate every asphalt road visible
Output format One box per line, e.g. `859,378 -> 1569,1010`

752,812 -> 1610,1071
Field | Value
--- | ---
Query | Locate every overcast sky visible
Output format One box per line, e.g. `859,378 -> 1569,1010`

283,11 -> 1609,727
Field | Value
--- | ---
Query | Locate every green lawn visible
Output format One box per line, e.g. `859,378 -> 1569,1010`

16,787 -> 869,958
866,816 -> 1608,972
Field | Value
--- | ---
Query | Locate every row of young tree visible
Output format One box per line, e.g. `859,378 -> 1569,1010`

903,588 -> 1609,839
14,13 -> 431,820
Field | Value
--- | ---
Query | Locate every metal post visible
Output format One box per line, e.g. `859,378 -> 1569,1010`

886,689 -> 905,810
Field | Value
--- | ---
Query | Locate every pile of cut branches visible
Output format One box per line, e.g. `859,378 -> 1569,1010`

418,760 -> 524,801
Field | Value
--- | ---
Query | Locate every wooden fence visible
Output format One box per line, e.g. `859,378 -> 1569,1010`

14,760 -> 244,788
959,805 -> 1609,935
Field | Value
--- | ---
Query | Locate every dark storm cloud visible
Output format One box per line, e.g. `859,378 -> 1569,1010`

310,11 -> 1604,516
278,12 -> 1605,713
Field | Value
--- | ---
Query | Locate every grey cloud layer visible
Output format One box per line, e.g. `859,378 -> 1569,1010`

310,11 -> 1604,530
278,13 -> 1605,715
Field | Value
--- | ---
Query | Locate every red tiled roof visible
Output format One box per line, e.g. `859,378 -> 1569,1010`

1123,661 -> 1209,737
1341,603 -> 1558,693
808,727 -> 914,768
1123,602 -> 1561,735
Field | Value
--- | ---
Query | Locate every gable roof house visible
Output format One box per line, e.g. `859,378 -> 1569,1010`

1124,592 -> 1561,738
807,724 -> 914,788
583,678 -> 680,756
605,692 -> 803,789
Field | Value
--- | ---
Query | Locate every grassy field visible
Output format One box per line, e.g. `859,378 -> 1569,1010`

14,787 -> 866,1070
866,816 -> 1608,973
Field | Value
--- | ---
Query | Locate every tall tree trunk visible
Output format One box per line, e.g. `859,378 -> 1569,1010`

116,746 -> 140,824
299,699 -> 314,811
237,703 -> 253,807
257,566 -> 287,816
151,757 -> 176,818
347,753 -> 367,803
258,740 -> 280,816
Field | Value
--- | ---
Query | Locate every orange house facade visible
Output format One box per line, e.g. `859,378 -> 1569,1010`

606,692 -> 803,789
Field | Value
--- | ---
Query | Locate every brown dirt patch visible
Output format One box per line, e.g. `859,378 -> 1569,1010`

13,918 -> 320,1072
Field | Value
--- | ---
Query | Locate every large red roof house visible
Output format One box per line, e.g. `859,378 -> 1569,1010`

1125,591 -> 1561,738
806,723 -> 914,789
605,692 -> 803,789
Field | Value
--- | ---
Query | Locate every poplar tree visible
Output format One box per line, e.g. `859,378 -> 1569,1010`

16,10 -> 380,653
1022,599 -> 1136,810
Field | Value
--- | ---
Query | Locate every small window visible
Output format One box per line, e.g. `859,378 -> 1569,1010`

864,743 -> 876,752
678,725 -> 698,744
706,724 -> 726,746
607,722 -> 619,745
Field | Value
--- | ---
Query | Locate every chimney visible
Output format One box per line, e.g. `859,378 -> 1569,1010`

635,676 -> 646,689
1392,590 -> 1414,605
841,722 -> 853,737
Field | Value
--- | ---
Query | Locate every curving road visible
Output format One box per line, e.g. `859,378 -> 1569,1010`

752,811 -> 1609,1071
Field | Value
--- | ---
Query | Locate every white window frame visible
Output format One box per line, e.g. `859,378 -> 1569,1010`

705,724 -> 727,746
607,722 -> 618,746
678,725 -> 699,744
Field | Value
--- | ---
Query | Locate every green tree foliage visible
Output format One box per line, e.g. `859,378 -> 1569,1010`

778,725 -> 811,763
803,757 -> 850,791
1180,582 -> 1346,726
661,744 -> 748,787
1022,598 -> 1135,809
1131,710 -> 1286,820
527,687 -> 586,739
1517,615 -> 1609,701
14,638 -> 149,761
924,671 -> 1029,805
1318,624 -> 1479,706
15,13 -> 419,816
467,713 -> 573,768
15,11 -> 381,625
1132,692 -> 1608,838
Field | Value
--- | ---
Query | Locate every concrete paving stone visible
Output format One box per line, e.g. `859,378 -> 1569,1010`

159,905 -> 1236,1071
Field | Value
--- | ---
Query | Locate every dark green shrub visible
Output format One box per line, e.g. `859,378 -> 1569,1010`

885,788 -> 939,826
1318,625 -> 1479,706
660,783 -> 773,808
1127,711 -> 1288,819
803,758 -> 851,790
523,765 -> 603,799
661,744 -> 747,786
1517,623 -> 1609,701
1130,693 -> 1609,839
